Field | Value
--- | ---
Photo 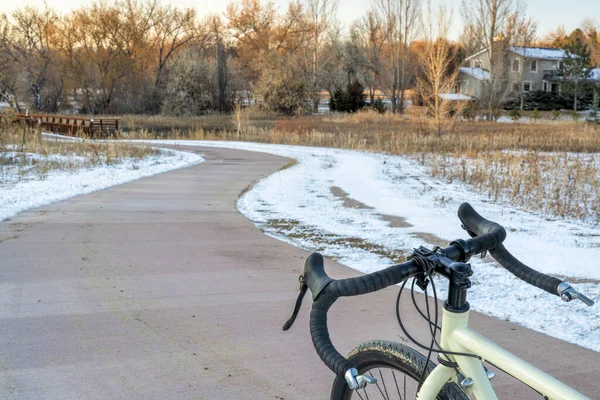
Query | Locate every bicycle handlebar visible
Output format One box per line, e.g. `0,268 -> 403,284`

283,202 -> 594,388
456,202 -> 506,257
457,203 -> 564,297
310,259 -> 422,379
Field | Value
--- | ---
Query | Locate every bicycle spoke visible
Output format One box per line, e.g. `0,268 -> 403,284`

378,369 -> 390,400
392,370 -> 403,400
369,372 -> 388,400
356,390 -> 366,400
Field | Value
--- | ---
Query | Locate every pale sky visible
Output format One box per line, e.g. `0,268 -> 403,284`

1,0 -> 599,41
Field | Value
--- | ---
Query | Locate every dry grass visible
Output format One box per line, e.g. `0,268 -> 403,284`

97,110 -> 276,135
426,151 -> 600,222
0,124 -> 161,184
123,108 -> 600,223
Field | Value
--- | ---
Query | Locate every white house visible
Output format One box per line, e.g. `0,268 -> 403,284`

459,46 -> 578,99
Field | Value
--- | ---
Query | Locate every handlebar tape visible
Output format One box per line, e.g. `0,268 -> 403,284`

489,244 -> 561,296
309,261 -> 418,378
457,202 -> 507,257
458,202 -> 561,296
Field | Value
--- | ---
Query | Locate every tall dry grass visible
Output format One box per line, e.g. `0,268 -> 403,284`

124,108 -> 600,223
0,124 -> 161,184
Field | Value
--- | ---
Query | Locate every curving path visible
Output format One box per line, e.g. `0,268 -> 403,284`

0,146 -> 598,399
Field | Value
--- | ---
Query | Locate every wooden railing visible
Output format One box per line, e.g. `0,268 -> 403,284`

1,113 -> 119,138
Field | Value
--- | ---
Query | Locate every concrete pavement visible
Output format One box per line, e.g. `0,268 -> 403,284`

1,146 -> 598,399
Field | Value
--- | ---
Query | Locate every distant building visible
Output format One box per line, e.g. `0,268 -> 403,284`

458,46 -> 575,99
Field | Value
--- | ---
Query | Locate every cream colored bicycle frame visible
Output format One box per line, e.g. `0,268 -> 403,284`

416,307 -> 590,400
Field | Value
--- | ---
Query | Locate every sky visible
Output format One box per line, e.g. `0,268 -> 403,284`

0,0 -> 599,41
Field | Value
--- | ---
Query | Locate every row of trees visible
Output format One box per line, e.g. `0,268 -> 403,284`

0,0 -> 598,119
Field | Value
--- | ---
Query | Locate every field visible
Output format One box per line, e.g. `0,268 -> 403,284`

118,108 -> 600,224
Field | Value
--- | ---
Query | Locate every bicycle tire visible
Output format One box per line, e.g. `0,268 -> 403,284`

330,340 -> 469,400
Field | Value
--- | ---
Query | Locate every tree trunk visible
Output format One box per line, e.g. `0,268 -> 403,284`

574,80 -> 579,111
215,42 -> 228,113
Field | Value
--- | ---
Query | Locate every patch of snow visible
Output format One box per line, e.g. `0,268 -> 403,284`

510,47 -> 567,60
0,136 -> 203,222
134,140 -> 600,352
439,93 -> 475,101
459,67 -> 490,81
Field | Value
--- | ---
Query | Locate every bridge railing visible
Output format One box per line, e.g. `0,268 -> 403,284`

1,113 -> 119,138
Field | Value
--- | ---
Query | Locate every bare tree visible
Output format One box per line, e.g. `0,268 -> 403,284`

304,0 -> 339,113
417,1 -> 461,136
459,23 -> 482,56
0,6 -> 61,111
460,0 -> 521,120
353,11 -> 387,104
151,3 -> 198,89
374,0 -> 422,113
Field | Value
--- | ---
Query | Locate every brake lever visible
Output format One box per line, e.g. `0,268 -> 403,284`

558,283 -> 595,306
282,275 -> 308,331
345,368 -> 377,390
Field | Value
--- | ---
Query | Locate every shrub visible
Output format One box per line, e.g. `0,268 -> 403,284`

504,91 -> 571,111
530,108 -> 540,122
508,109 -> 521,121
330,79 -> 366,113
372,98 -> 386,114
162,52 -> 214,116
264,79 -> 307,116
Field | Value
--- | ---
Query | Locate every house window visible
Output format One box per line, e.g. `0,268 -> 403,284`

530,60 -> 538,73
512,59 -> 520,72
551,83 -> 559,94
512,82 -> 521,92
523,81 -> 532,92
543,81 -> 548,92
553,60 -> 560,69
473,60 -> 482,69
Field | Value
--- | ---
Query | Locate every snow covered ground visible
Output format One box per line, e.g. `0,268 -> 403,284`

0,137 -> 203,222
139,140 -> 599,352
4,134 -> 597,351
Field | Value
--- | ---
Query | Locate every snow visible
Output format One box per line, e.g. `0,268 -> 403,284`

459,67 -> 489,81
590,68 -> 600,81
439,93 -> 475,101
0,136 -> 203,222
134,140 -> 600,352
509,47 -> 567,60
4,135 -> 598,351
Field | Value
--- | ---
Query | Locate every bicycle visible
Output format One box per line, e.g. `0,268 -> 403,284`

282,203 -> 595,399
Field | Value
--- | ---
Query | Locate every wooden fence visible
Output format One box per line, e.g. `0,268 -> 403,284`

0,113 -> 119,138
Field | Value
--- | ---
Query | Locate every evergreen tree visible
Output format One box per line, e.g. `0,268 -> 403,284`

329,79 -> 365,112
560,29 -> 593,111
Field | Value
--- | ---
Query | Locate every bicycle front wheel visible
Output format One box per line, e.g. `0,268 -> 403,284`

330,341 -> 468,400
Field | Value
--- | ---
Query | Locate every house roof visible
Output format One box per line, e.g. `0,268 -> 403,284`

465,46 -> 568,61
459,67 -> 489,81
509,47 -> 567,60
591,68 -> 600,81
464,48 -> 488,61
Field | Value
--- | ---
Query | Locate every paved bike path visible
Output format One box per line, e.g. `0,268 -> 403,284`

1,146 -> 598,399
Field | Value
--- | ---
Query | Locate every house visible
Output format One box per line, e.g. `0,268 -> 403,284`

459,46 -> 572,99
